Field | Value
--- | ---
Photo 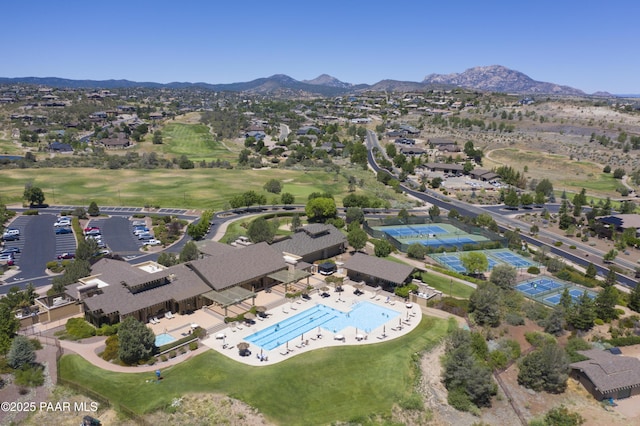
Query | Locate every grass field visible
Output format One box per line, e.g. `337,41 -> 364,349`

59,317 -> 449,425
0,167 -> 381,210
145,123 -> 237,162
416,270 -> 475,298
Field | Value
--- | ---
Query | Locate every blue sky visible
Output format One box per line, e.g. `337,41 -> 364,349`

2,1 -> 638,94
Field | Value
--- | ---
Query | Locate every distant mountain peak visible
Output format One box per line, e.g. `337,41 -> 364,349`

423,65 -> 585,95
303,74 -> 352,88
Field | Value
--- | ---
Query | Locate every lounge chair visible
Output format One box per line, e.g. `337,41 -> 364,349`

165,311 -> 173,319
153,317 -> 160,324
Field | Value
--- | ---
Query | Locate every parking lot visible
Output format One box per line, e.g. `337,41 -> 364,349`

86,216 -> 144,256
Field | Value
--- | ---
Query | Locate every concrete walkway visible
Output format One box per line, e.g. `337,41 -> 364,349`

59,337 -> 210,373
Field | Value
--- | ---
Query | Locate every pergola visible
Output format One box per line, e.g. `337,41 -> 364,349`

202,286 -> 256,316
267,269 -> 312,292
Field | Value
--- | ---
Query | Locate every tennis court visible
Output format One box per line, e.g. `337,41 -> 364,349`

515,277 -> 598,307
431,249 -> 534,273
375,223 -> 490,249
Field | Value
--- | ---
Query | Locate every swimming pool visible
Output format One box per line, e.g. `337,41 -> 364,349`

245,301 -> 401,350
155,332 -> 176,347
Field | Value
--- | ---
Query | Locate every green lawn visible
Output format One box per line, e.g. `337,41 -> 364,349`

0,168 -> 378,210
418,270 -> 475,298
152,123 -> 237,162
561,173 -> 625,194
59,317 -> 449,425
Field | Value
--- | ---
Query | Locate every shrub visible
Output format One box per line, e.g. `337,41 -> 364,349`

160,355 -> 168,362
606,335 -> 640,346
101,335 -> 119,361
64,318 -> 96,340
505,313 -> 525,326
147,357 -> 157,365
525,331 -> 556,347
96,324 -> 118,336
527,266 -> 540,274
554,241 -> 563,247
14,365 -> 44,387
178,346 -> 186,354
594,318 -> 604,326
169,350 -> 177,358
22,209 -> 39,215
447,387 -> 473,412
398,393 -> 424,411
29,338 -> 43,351
569,245 -> 576,249
188,341 -> 198,351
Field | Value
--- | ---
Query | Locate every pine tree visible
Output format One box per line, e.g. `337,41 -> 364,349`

628,283 -> 640,313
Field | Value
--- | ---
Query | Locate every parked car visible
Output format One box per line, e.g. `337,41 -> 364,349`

133,227 -> 149,235
1,233 -> 19,241
138,232 -> 153,240
0,258 -> 14,266
0,247 -> 20,254
2,229 -> 20,239
55,227 -> 73,234
54,219 -> 71,227
143,239 -> 162,246
84,229 -> 101,236
57,252 -> 75,260
0,253 -> 15,261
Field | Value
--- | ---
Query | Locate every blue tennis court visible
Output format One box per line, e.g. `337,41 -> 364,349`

515,277 -> 564,296
431,252 -> 499,273
490,251 -> 534,268
544,288 -> 596,305
380,225 -> 447,238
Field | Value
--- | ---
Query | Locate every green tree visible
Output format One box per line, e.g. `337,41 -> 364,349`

559,288 -> 573,310
347,227 -> 368,252
407,243 -> 427,260
542,307 -> 565,336
517,342 -> 570,393
157,252 -> 177,267
87,201 -> 100,217
247,217 -> 276,244
603,267 -> 617,287
7,335 -> 36,369
603,249 -> 618,263
520,192 -> 533,207
469,283 -> 502,327
24,186 -> 45,206
178,155 -> 194,169
345,207 -> 364,225
428,205 -> 440,221
628,282 -> 640,313
152,130 -> 163,144
585,263 -> 597,279
534,191 -> 546,206
179,241 -> 200,262
504,188 -> 519,209
460,252 -> 489,276
373,239 -> 393,257
290,213 -> 302,231
0,304 -> 20,355
117,316 -> 156,365
305,197 -> 337,222
543,405 -> 585,426
567,291 -> 597,331
263,179 -> 282,194
594,285 -> 619,321
489,264 -> 517,290
613,168 -> 625,179
280,192 -> 295,205
535,178 -> 554,197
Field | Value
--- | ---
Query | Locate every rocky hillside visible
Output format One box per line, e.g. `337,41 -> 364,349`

423,65 -> 586,95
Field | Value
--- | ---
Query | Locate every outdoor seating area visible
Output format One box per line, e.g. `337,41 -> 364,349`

201,279 -> 423,366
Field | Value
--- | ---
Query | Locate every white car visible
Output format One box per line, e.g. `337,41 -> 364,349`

54,219 -> 71,227
143,239 -> 162,246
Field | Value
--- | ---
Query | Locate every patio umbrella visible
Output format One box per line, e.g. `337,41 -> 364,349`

245,313 -> 256,320
237,342 -> 250,350
321,286 -> 330,292
255,306 -> 267,313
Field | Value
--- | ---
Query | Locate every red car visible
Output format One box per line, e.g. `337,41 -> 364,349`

57,252 -> 76,260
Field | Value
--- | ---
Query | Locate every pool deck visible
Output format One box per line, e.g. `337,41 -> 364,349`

201,281 -> 422,366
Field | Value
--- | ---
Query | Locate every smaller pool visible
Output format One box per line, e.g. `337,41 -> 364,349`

155,333 -> 176,347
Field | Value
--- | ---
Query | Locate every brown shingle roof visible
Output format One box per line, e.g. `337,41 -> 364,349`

187,242 -> 287,290
343,253 -> 414,285
571,349 -> 640,394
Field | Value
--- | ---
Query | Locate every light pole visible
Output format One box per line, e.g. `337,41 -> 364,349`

449,279 -> 452,298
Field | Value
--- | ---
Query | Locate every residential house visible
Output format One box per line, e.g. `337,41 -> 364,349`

570,349 -> 640,400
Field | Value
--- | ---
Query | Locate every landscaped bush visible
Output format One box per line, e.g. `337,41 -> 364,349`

553,241 -> 562,247
46,261 -> 63,273
160,355 -> 168,362
169,350 -> 177,358
147,357 -> 157,365
96,323 -> 118,336
447,387 -> 473,412
22,209 -> 39,215
523,301 -> 549,322
188,341 -> 198,351
14,365 -> 44,387
569,245 -> 576,249
524,331 -> 556,347
58,318 -> 96,340
606,335 -> 640,347
527,266 -> 540,274
555,267 -> 599,288
29,338 -> 42,351
101,335 -> 119,361
594,318 -> 604,325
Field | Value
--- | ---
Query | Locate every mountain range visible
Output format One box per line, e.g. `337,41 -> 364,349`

0,66 -> 609,97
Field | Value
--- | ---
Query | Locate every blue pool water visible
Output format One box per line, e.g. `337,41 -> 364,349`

155,333 -> 176,347
245,301 -> 401,350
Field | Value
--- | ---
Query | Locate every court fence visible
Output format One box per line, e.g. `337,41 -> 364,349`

364,216 -> 506,253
